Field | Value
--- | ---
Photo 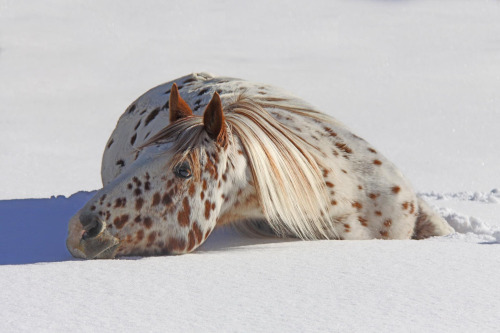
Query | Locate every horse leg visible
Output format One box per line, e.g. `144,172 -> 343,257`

412,198 -> 454,239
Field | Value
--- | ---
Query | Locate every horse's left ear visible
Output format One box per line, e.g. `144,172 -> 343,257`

203,92 -> 227,146
169,83 -> 193,122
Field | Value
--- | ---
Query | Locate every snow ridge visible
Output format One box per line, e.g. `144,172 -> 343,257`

418,189 -> 500,204
433,206 -> 500,243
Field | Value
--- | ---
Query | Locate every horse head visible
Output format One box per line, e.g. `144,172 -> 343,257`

66,84 -> 252,258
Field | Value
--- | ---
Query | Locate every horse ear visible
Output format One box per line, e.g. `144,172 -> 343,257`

203,92 -> 227,146
169,83 -> 193,122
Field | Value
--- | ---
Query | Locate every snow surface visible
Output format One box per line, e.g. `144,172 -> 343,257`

1,0 -> 499,332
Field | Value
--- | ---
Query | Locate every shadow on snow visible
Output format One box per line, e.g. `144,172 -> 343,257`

0,192 -> 95,265
0,191 -> 290,265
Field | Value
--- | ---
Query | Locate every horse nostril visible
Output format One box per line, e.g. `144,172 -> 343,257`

80,212 -> 104,240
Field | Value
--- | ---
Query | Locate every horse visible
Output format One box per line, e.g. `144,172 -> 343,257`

66,72 -> 453,259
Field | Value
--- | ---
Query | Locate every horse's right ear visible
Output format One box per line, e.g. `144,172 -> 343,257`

203,92 -> 227,147
169,83 -> 193,122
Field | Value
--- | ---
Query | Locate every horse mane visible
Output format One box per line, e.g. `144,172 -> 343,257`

140,93 -> 337,240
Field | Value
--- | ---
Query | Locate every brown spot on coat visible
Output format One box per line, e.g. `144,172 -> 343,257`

187,230 -> 196,252
335,142 -> 353,154
197,87 -> 209,96
145,107 -> 160,126
358,216 -> 368,227
368,148 -> 377,153
384,219 -> 392,227
152,192 -> 161,206
188,182 -> 196,197
162,193 -> 172,206
144,216 -> 153,229
352,202 -> 362,210
402,202 -> 409,210
391,186 -> 401,194
373,159 -> 382,165
166,237 -> 186,254
325,181 -> 335,188
204,200 -> 211,219
134,120 -> 141,130
137,230 -> 144,241
135,198 -> 144,211
409,202 -> 415,214
177,197 -> 191,227
322,169 -> 330,178
369,193 -> 379,200
205,158 -> 217,178
127,104 -> 136,114
147,232 -> 156,246
132,177 -> 142,186
114,215 -> 129,229
324,127 -> 337,137
192,222 -> 203,243
204,229 -> 212,241
375,211 -> 382,216
114,198 -> 126,208
380,230 -> 388,237
130,133 -> 137,145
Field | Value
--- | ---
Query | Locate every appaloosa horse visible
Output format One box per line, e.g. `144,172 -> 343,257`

67,73 -> 453,259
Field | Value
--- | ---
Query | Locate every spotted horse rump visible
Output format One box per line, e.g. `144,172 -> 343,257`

67,72 -> 454,259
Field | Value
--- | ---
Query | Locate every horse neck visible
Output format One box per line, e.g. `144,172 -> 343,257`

218,181 -> 262,226
216,141 -> 263,226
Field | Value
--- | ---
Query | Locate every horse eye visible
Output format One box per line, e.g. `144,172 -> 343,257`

175,162 -> 192,179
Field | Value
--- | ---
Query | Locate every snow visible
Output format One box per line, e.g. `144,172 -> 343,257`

1,0 -> 500,331
420,189 -> 500,204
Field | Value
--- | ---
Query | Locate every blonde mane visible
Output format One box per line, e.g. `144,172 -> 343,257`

141,94 -> 338,240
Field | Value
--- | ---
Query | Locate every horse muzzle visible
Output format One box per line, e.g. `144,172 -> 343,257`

66,211 -> 120,259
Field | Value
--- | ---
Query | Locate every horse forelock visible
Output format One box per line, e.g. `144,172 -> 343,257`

139,116 -> 207,181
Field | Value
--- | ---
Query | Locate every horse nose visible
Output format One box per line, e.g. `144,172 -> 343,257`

77,211 -> 120,259
79,211 -> 104,240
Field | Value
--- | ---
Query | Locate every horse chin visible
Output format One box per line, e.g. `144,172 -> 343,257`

67,233 -> 120,260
